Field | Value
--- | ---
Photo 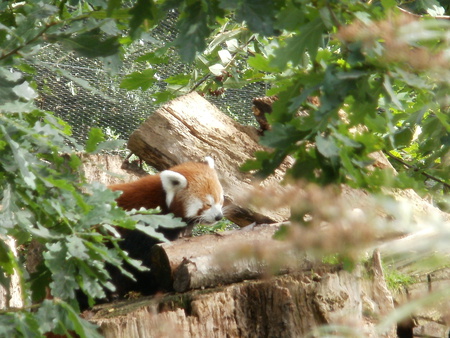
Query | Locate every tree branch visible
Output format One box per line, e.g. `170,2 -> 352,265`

0,23 -> 56,61
385,151 -> 450,190
397,6 -> 450,20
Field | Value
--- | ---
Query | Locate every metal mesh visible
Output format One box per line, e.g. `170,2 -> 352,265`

33,15 -> 266,146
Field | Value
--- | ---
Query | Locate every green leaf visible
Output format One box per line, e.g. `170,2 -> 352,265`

164,73 -> 191,85
151,90 -> 176,104
435,111 -> 450,132
12,81 -> 37,100
107,0 -> 122,16
241,149 -> 288,179
260,123 -> 304,149
136,50 -> 170,64
129,0 -> 159,38
383,75 -> 403,110
85,128 -> 105,153
62,300 -> 103,338
233,0 -> 276,36
120,69 -> 157,91
275,2 -> 306,31
272,18 -> 325,69
0,240 -> 15,275
60,34 -> 120,58
10,312 -> 41,338
315,134 -> 339,158
44,243 -> 78,299
206,29 -> 242,53
67,236 -> 89,260
2,126 -> 37,189
248,54 -> 279,72
132,212 -> 186,229
381,0 -> 397,10
390,127 -> 414,149
135,223 -> 169,242
175,1 -> 211,62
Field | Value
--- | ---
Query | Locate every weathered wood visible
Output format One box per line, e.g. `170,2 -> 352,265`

80,153 -> 145,185
148,223 -> 308,293
127,91 -> 292,226
0,236 -> 23,310
89,258 -> 396,338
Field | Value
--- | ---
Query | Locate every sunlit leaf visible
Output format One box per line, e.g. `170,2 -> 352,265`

85,128 -> 105,153
120,69 -> 157,90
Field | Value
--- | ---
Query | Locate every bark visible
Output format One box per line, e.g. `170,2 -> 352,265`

80,153 -> 145,185
127,91 -> 292,226
0,236 -> 23,310
148,223 -> 308,293
89,261 -> 396,338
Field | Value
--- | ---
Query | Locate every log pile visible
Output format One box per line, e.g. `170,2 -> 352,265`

89,250 -> 396,338
81,92 -> 450,337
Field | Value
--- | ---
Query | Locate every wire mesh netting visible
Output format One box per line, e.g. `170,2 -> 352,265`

32,15 -> 266,146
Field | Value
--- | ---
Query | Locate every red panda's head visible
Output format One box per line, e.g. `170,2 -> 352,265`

160,157 -> 224,225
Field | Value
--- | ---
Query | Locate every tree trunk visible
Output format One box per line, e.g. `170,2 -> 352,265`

148,223 -> 307,293
0,236 -> 23,310
88,250 -> 396,337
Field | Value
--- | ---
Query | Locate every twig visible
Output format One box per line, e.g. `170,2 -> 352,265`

0,23 -> 55,61
190,34 -> 257,93
397,6 -> 450,20
190,74 -> 212,93
326,4 -> 342,29
384,151 -> 450,190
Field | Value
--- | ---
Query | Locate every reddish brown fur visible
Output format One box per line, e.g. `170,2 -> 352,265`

169,162 -> 222,218
108,161 -> 222,220
109,174 -> 167,212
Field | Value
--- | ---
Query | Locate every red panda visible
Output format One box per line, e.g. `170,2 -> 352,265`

109,156 -> 224,230
100,157 -> 224,300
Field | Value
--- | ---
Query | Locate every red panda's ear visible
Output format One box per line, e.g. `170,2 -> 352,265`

160,170 -> 188,207
204,156 -> 214,169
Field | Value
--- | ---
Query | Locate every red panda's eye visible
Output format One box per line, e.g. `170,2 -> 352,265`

205,203 -> 212,208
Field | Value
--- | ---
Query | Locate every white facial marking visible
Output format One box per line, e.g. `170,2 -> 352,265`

202,203 -> 223,223
206,194 -> 214,206
204,156 -> 214,169
184,194 -> 224,224
185,197 -> 203,218
201,194 -> 224,224
160,170 -> 187,208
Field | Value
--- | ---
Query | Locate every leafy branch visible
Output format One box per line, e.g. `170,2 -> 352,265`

0,23 -> 56,61
385,151 -> 450,190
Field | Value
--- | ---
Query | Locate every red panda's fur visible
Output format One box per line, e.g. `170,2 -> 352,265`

109,174 -> 166,211
109,158 -> 224,224
90,158 -> 225,303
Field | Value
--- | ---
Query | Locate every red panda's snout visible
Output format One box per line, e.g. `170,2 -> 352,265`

160,157 -> 224,225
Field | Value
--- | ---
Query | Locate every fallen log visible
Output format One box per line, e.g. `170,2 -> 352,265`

148,223 -> 308,293
89,250 -> 396,338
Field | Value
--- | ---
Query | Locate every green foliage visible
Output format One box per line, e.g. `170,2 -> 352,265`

118,0 -> 450,200
383,265 -> 416,293
0,2 -> 186,334
1,0 -> 450,335
192,219 -> 239,236
0,110 -> 185,335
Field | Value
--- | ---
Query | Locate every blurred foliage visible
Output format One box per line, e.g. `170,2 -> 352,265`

1,0 -> 450,336
192,219 -> 239,236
